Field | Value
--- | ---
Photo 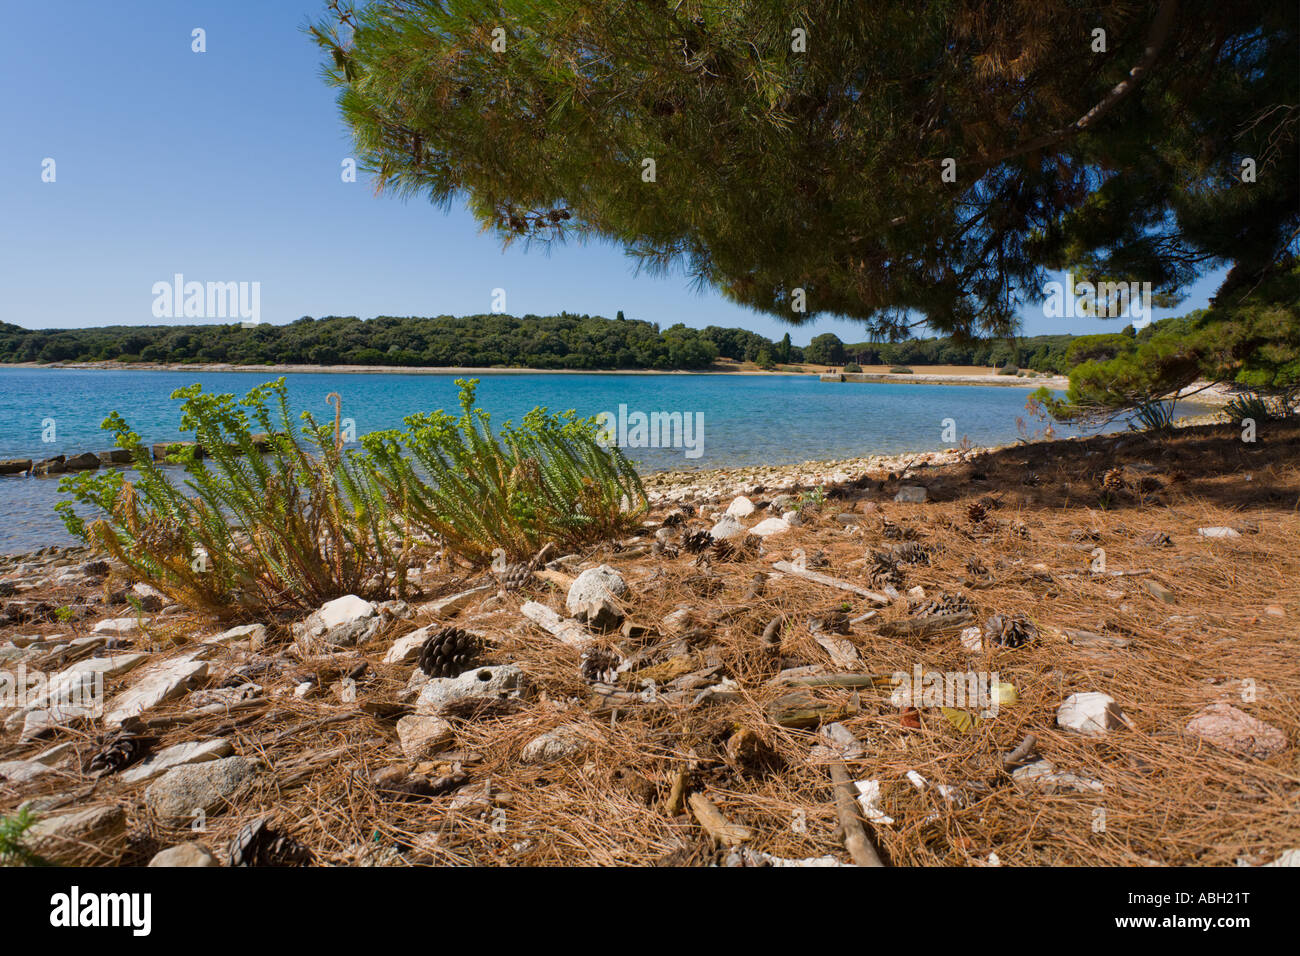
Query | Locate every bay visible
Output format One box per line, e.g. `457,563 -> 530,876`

0,367 -> 1179,553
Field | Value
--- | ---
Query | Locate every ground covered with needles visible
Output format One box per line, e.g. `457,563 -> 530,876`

1,420 -> 1297,866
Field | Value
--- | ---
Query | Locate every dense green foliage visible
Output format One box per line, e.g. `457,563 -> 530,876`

315,0 -> 1296,343
363,379 -> 645,564
55,379 -> 645,618
0,312 -> 1156,375
0,314 -> 723,370
1039,261 -> 1300,423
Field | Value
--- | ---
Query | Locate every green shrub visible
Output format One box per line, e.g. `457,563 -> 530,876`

842,362 -> 862,373
0,808 -> 46,866
363,379 -> 646,564
56,379 -> 405,620
1130,399 -> 1178,432
1225,391 -> 1273,426
998,365 -> 1019,375
889,366 -> 913,374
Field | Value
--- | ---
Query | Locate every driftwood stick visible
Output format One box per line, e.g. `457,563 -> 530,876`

829,760 -> 886,867
1002,733 -> 1038,768
773,562 -> 891,604
688,792 -> 752,846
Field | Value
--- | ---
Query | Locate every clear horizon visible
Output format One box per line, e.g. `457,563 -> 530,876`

0,1 -> 1227,345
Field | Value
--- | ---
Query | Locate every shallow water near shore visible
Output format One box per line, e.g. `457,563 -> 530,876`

0,367 -> 1199,553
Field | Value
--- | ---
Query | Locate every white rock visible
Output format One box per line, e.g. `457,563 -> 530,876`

959,626 -> 983,652
1265,849 -> 1300,867
421,585 -> 492,618
893,485 -> 928,503
1012,759 -> 1104,793
853,779 -> 894,825
294,594 -> 380,650
204,623 -> 266,648
317,594 -> 376,628
1056,692 -> 1126,736
104,650 -> 211,728
415,664 -> 532,716
92,616 -> 150,636
384,627 -> 431,664
709,515 -> 746,540
0,743 -> 73,782
566,565 -> 628,613
1198,526 -> 1241,538
149,842 -> 219,867
26,804 -> 126,864
749,517 -> 791,537
396,715 -> 454,758
119,738 -> 234,784
725,495 -> 756,518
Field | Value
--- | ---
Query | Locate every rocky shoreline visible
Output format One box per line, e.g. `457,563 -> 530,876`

1,418 -> 1296,867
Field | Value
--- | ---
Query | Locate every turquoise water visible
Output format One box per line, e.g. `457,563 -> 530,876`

0,367 -> 1134,553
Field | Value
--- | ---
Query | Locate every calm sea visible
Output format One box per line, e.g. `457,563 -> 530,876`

0,367 -> 1165,553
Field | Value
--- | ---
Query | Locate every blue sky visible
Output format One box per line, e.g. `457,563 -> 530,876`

0,0 -> 1226,345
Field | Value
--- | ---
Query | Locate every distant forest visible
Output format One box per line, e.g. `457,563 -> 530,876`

0,312 -> 1160,374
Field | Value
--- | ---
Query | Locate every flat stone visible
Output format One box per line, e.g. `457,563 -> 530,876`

1185,703 -> 1287,759
104,650 -> 211,727
385,627 -> 431,665
749,517 -> 791,537
395,715 -> 454,758
92,616 -> 150,636
149,842 -> 219,867
144,756 -> 260,823
1198,526 -> 1241,539
421,585 -> 492,618
26,804 -> 126,864
893,485 -> 928,503
1012,759 -> 1103,793
521,725 -> 591,763
0,743 -> 74,782
1056,692 -> 1126,736
204,623 -> 267,649
119,738 -> 235,784
415,664 -> 532,716
709,515 -> 746,540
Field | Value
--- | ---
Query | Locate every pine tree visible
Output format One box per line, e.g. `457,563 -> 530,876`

312,1 -> 1297,348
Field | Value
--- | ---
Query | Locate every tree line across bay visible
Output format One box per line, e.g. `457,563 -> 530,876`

0,312 -> 1158,375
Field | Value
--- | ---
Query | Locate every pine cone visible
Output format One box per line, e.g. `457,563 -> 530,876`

890,541 -> 932,565
866,550 -> 902,588
964,556 -> 988,578
1101,468 -> 1126,492
911,591 -> 972,618
712,533 -> 758,562
89,732 -> 154,775
228,818 -> 313,867
984,614 -> 1038,648
495,561 -> 536,593
1136,529 -> 1173,547
880,518 -> 919,540
417,627 -> 482,678
580,647 -> 622,684
965,501 -> 988,525
682,528 -> 712,553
